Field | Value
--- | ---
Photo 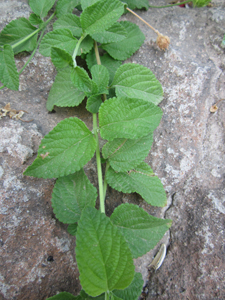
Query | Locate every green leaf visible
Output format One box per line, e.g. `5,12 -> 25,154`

53,14 -> 82,37
28,0 -> 56,18
79,35 -> 94,55
86,95 -> 102,113
91,22 -> 127,44
39,29 -> 77,57
111,204 -> 171,258
29,13 -> 43,26
101,21 -> 145,61
86,50 -> 122,84
99,97 -> 162,141
76,207 -> 135,297
51,47 -> 73,69
47,67 -> 85,111
122,0 -> 149,10
51,169 -> 97,223
111,63 -> 163,105
0,18 -> 38,54
24,117 -> 96,178
110,294 -> 123,300
113,272 -> 143,300
81,0 -> 101,10
46,292 -> 80,300
56,0 -> 81,17
0,45 -> 19,90
102,133 -> 153,172
80,0 -> 125,35
91,64 -> 109,94
106,162 -> 167,207
71,66 -> 94,94
67,223 -> 78,235
193,0 -> 211,7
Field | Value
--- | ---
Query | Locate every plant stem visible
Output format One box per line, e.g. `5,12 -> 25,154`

94,41 -> 107,101
126,7 -> 159,35
72,34 -> 86,67
93,113 -> 105,214
148,0 -> 191,8
103,161 -> 110,200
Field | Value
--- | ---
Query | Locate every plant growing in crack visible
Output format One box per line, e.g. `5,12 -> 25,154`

0,0 -> 211,299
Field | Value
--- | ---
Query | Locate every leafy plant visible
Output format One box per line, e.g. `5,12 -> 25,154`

0,0 -> 175,299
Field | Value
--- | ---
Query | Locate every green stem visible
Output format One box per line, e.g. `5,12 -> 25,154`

94,41 -> 106,101
72,34 -> 86,67
93,113 -> 105,214
103,161 -> 110,200
149,0 -> 191,8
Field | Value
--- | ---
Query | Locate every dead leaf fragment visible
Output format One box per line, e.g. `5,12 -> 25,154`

40,152 -> 50,159
0,102 -> 33,122
210,105 -> 218,113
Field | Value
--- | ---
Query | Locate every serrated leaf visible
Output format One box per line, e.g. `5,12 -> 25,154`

39,29 -> 77,57
46,292 -> 80,300
51,169 -> 97,223
0,45 -> 19,90
76,207 -> 135,297
122,0 -> 149,10
113,272 -> 143,300
79,35 -> 94,55
110,294 -> 123,300
99,97 -> 162,141
91,22 -> 127,44
51,47 -> 73,69
29,13 -> 43,26
106,162 -> 167,207
101,21 -> 145,61
80,0 -> 124,35
111,63 -> 163,105
0,18 -> 38,54
86,50 -> 122,84
91,64 -> 109,94
56,0 -> 81,17
29,0 -> 55,18
67,223 -> 78,235
102,133 -> 153,172
81,0 -> 102,11
86,95 -> 102,113
47,67 -> 85,111
24,117 -> 96,178
111,204 -> 171,258
53,14 -> 82,36
71,66 -> 94,94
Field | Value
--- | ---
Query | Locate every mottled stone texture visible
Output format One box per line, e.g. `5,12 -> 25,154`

0,1 -> 224,300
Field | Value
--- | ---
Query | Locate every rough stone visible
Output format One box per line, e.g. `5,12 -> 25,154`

0,1 -> 224,300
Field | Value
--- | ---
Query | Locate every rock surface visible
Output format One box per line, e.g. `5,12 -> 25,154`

0,1 -> 225,300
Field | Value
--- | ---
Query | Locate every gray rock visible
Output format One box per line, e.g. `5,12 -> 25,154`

0,1 -> 224,299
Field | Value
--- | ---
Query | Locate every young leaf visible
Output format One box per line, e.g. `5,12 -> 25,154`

106,162 -> 167,207
122,0 -> 149,10
51,169 -> 97,224
39,29 -> 77,57
0,45 -> 19,90
113,272 -> 144,300
46,292 -> 80,300
91,64 -> 109,94
0,18 -> 38,54
86,95 -> 102,113
111,204 -> 172,258
76,207 -> 135,297
91,22 -> 127,44
99,97 -> 162,141
29,13 -> 44,26
78,35 -> 94,55
51,47 -> 73,69
46,67 -> 85,111
28,0 -> 56,18
102,133 -> 153,172
67,223 -> 78,235
24,117 -> 96,178
111,63 -> 163,105
80,0 -> 125,35
86,50 -> 122,84
71,66 -> 94,94
53,14 -> 82,37
101,21 -> 145,61
56,0 -> 81,17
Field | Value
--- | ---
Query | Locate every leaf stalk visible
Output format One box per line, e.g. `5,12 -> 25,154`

149,0 -> 191,8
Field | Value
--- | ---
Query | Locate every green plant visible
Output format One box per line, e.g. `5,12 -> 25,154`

0,0 -> 175,299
